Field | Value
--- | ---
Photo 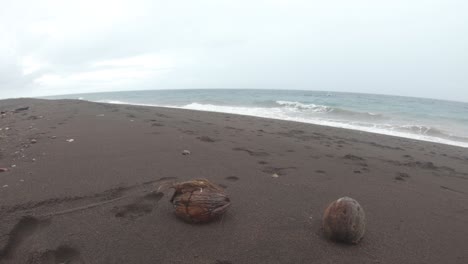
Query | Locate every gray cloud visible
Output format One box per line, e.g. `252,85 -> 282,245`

1,0 -> 467,101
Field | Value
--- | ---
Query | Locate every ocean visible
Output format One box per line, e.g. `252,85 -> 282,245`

45,89 -> 468,148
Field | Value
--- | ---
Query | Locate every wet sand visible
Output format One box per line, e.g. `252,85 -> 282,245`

1,98 -> 467,264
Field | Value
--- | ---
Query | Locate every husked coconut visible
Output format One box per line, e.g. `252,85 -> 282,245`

170,179 -> 230,223
322,197 -> 365,244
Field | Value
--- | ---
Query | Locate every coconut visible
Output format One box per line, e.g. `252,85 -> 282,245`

322,197 -> 365,244
170,179 -> 230,223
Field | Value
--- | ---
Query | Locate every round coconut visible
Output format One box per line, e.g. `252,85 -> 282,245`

170,179 -> 230,223
322,197 -> 365,244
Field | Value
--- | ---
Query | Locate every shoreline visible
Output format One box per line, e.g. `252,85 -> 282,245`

65,98 -> 468,149
1,98 -> 467,263
107,100 -> 468,148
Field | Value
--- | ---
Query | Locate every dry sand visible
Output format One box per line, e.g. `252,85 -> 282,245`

0,98 -> 467,264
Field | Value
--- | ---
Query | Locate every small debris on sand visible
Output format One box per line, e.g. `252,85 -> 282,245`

11,165 -> 16,168
271,173 -> 279,178
0,168 -> 8,173
182,150 -> 191,155
66,139 -> 75,143
30,139 -> 37,144
2,185 -> 8,188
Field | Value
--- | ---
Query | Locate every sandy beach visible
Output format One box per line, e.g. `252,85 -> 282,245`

1,98 -> 467,264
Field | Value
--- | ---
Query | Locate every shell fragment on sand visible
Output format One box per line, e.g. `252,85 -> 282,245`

182,150 -> 191,155
322,197 -> 366,244
66,139 -> 75,143
170,179 -> 231,223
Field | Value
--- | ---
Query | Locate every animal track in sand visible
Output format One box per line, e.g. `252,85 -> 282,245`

0,216 -> 49,260
2,178 -> 175,217
143,192 -> 165,201
27,245 -> 82,264
440,185 -> 465,194
2,187 -> 127,214
113,192 -> 164,219
113,200 -> 154,218
232,147 -> 269,157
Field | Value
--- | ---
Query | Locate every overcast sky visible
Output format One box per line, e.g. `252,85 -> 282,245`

1,0 -> 467,101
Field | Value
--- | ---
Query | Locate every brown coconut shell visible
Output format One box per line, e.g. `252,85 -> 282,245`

170,179 -> 231,223
322,197 -> 366,244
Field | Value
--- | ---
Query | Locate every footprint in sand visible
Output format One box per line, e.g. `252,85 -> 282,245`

197,136 -> 217,142
343,154 -> 365,161
27,246 -> 82,264
215,260 -> 233,264
0,216 -> 49,261
395,172 -> 410,181
225,176 -> 239,182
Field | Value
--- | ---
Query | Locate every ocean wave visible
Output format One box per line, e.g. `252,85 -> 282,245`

391,125 -> 468,143
275,100 -> 384,120
97,100 -> 159,107
275,100 -> 332,112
